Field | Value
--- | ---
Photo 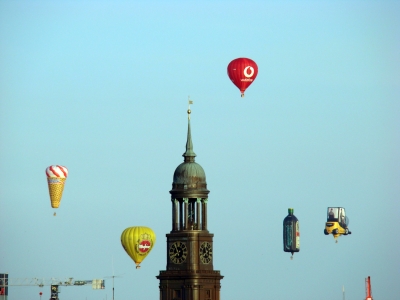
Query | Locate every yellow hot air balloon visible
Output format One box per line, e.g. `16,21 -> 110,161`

121,226 -> 156,269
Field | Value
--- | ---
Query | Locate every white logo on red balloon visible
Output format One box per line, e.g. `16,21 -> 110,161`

139,240 -> 151,253
244,66 -> 254,78
241,66 -> 254,82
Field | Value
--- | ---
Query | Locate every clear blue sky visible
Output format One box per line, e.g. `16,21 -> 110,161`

1,1 -> 399,299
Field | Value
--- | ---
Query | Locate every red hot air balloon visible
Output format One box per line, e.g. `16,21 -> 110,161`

227,58 -> 258,97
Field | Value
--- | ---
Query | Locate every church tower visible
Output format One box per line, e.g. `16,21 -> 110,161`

157,107 -> 223,300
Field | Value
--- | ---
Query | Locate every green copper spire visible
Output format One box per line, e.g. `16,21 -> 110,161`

183,106 -> 196,162
171,100 -> 209,198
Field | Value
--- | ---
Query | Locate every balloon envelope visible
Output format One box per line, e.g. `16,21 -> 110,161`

227,57 -> 258,97
121,226 -> 156,269
283,208 -> 300,259
45,165 -> 68,209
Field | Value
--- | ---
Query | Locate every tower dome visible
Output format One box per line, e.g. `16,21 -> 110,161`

173,161 -> 206,186
170,109 -> 209,199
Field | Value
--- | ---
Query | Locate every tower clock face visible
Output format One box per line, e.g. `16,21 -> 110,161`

199,242 -> 212,264
169,241 -> 188,264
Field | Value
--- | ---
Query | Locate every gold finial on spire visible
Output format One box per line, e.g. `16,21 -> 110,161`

187,96 -> 193,119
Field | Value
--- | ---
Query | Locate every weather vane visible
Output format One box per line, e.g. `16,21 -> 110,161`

187,96 -> 193,119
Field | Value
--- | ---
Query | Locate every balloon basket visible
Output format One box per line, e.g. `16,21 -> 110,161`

241,94 -> 244,98
53,212 -> 56,216
136,265 -> 141,269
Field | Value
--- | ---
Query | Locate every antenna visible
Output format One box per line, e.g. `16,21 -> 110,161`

112,256 -> 115,276
365,276 -> 373,300
104,256 -> 124,300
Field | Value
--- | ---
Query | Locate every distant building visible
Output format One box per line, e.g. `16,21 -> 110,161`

156,109 -> 223,300
0,273 -> 8,300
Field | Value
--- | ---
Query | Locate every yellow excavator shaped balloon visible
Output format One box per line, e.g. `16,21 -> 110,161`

324,207 -> 351,242
121,226 -> 156,269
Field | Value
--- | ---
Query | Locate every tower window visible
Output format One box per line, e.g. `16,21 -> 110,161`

173,289 -> 181,300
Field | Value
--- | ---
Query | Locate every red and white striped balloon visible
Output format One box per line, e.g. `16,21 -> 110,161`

46,165 -> 68,178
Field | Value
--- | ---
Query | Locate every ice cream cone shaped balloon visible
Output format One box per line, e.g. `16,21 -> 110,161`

121,226 -> 156,269
46,165 -> 68,215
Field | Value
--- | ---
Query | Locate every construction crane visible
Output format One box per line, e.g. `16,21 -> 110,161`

365,276 -> 373,300
0,274 -> 104,300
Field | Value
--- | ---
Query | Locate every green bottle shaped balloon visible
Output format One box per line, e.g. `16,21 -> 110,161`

283,208 -> 300,259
